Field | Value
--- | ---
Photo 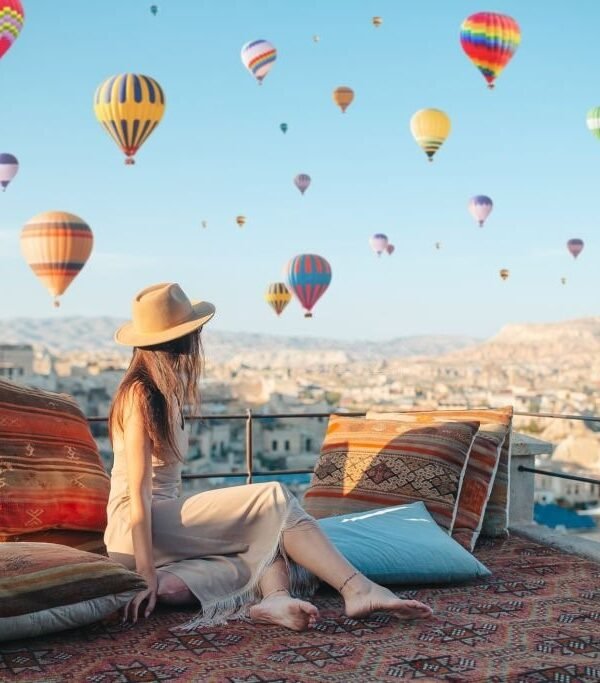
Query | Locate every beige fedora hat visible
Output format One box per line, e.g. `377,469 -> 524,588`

115,283 -> 215,347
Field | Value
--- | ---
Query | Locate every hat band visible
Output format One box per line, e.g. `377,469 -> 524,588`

133,306 -> 197,335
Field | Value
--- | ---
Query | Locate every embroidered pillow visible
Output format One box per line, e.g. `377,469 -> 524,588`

0,379 -> 110,536
366,407 -> 513,549
303,415 -> 480,532
0,542 -> 145,642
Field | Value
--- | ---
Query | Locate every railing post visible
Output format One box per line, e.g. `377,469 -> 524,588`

245,408 -> 253,485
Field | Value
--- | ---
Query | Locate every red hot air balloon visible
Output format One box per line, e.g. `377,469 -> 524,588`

386,244 -> 395,255
567,239 -> 584,259
285,254 -> 332,318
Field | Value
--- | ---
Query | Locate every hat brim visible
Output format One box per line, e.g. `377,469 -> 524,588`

114,300 -> 215,347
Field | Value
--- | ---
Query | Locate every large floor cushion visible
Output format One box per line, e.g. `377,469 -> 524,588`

0,542 -> 146,642
0,379 -> 110,536
303,415 -> 480,532
319,501 -> 491,585
0,529 -> 107,555
367,407 -> 513,549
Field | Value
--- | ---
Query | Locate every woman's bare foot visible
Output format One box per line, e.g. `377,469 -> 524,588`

342,575 -> 433,621
249,594 -> 320,631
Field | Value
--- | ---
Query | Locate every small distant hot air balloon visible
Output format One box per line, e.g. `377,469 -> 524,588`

435,242 -> 442,250
460,12 -> 521,89
386,244 -> 395,255
587,107 -> 600,141
280,122 -> 288,134
312,35 -> 320,43
468,195 -> 493,227
150,5 -> 158,15
286,254 -> 332,318
410,109 -> 451,161
561,277 -> 567,285
241,39 -> 276,84
94,73 -> 165,164
567,239 -> 584,259
294,174 -> 311,195
0,153 -> 18,191
201,220 -> 207,229
372,16 -> 383,27
236,215 -> 246,228
20,211 -> 93,308
369,233 -> 389,257
499,268 -> 509,281
0,0 -> 24,62
333,86 -> 354,113
265,282 -> 291,316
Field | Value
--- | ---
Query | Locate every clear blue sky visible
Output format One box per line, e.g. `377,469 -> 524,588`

0,0 -> 599,341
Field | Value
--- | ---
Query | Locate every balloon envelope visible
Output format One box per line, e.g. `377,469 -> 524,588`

410,109 -> 451,161
20,211 -> 93,306
241,39 -> 276,83
265,282 -> 291,316
286,254 -> 332,317
150,5 -> 157,15
587,107 -> 600,141
567,239 -> 584,259
94,74 -> 165,164
0,0 -> 24,61
369,233 -> 389,256
312,35 -> 320,43
333,86 -> 354,113
372,16 -> 383,27
0,152 -> 18,191
294,173 -> 311,195
499,269 -> 509,281
468,195 -> 493,227
236,215 -> 246,228
460,12 -> 521,88
386,244 -> 395,255
280,122 -> 288,134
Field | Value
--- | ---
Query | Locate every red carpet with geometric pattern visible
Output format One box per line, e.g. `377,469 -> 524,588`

1,534 -> 599,682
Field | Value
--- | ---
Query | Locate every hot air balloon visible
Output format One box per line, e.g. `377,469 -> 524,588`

312,35 -> 320,43
150,5 -> 158,15
280,122 -> 288,134
410,109 -> 451,161
294,173 -> 311,195
435,242 -> 442,250
561,277 -> 567,285
201,220 -> 207,229
20,211 -> 93,308
0,153 -> 18,191
372,16 -> 383,27
94,74 -> 165,165
567,239 -> 584,259
386,244 -> 395,255
460,12 -> 521,89
0,0 -> 24,61
265,282 -> 291,316
333,86 -> 354,113
468,195 -> 493,227
286,254 -> 332,318
369,233 -> 389,256
587,107 -> 600,141
236,215 -> 246,228
241,39 -> 276,84
499,269 -> 509,281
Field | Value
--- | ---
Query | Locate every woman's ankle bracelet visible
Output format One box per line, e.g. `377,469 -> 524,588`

338,570 -> 359,594
262,587 -> 290,600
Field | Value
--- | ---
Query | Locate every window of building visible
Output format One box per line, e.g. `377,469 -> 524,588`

284,440 -> 290,452
574,485 -> 579,495
566,485 -> 572,495
271,440 -> 278,451
305,438 -> 313,451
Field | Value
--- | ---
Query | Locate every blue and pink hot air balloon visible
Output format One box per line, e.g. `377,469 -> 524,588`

468,195 -> 493,227
0,153 -> 18,191
285,254 -> 332,318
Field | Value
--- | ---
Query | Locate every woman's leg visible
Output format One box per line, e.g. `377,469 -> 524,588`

156,570 -> 197,606
282,522 -> 433,620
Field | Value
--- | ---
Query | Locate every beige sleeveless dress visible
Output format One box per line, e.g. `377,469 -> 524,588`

104,419 -> 320,629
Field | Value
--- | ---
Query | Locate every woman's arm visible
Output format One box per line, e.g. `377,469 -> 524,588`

121,386 -> 158,622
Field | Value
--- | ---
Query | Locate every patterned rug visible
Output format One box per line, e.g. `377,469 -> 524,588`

1,534 -> 600,683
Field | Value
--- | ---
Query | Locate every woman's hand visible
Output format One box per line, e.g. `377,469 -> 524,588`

122,570 -> 158,624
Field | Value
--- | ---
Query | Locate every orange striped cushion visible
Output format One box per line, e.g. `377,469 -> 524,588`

0,379 -> 110,536
303,416 -> 480,532
367,408 -> 513,549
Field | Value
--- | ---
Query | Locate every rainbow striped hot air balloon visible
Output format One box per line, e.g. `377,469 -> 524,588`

286,254 -> 332,318
20,211 -> 94,307
460,12 -> 521,89
0,0 -> 24,61
468,195 -> 493,227
410,109 -> 451,161
241,39 -> 276,84
265,282 -> 292,316
0,153 -> 18,191
94,74 -> 165,165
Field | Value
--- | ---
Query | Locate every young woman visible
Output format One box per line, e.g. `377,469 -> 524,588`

105,282 -> 433,631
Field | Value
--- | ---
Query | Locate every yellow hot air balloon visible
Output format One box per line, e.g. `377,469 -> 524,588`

236,215 -> 246,228
410,109 -> 451,161
21,211 -> 93,307
372,16 -> 383,27
94,73 -> 165,164
265,282 -> 291,316
499,268 -> 509,281
333,86 -> 354,113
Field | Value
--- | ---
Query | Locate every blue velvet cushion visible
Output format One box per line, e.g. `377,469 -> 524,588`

318,501 -> 491,585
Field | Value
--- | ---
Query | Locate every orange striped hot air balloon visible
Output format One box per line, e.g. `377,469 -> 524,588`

333,86 -> 354,113
20,211 -> 93,307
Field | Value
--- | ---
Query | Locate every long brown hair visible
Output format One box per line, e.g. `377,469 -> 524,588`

109,329 -> 204,462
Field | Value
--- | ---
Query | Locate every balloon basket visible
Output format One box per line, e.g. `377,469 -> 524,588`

304,312 -> 313,318
125,157 -> 135,165
53,298 -> 60,308
487,83 -> 495,90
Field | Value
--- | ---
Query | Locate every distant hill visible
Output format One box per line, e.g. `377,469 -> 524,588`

0,316 -> 480,362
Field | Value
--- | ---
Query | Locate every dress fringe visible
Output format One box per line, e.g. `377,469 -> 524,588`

173,497 -> 321,632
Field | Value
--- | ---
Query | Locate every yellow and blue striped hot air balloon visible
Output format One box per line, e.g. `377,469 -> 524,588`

264,282 -> 292,316
20,211 -> 94,307
410,109 -> 451,162
93,74 -> 165,165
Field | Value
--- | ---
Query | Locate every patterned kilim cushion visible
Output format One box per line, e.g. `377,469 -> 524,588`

0,542 -> 146,641
0,379 -> 110,536
303,416 -> 480,532
0,529 -> 107,555
366,407 -> 513,549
